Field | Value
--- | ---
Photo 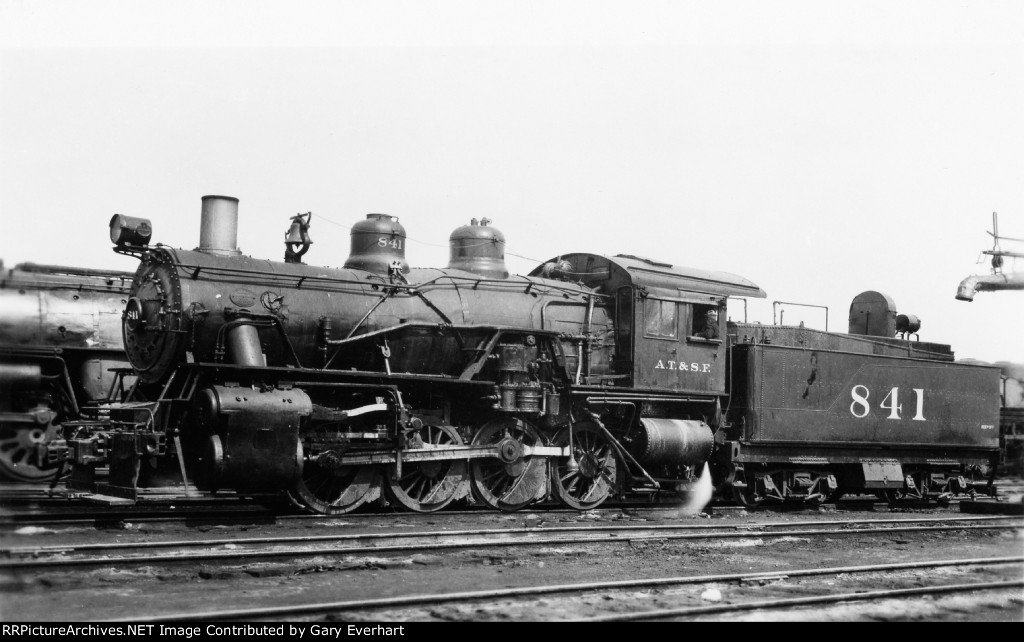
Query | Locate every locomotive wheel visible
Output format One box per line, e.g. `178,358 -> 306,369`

0,423 -> 58,482
469,417 -> 546,512
289,461 -> 381,515
384,424 -> 468,513
550,423 -> 617,511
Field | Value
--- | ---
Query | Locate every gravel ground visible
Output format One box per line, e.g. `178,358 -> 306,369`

1,501 -> 1022,622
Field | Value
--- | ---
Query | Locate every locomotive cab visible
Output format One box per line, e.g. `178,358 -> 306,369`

635,292 -> 728,392
531,253 -> 765,393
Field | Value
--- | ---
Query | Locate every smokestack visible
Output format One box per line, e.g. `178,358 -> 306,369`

955,272 -> 1024,301
198,195 -> 241,257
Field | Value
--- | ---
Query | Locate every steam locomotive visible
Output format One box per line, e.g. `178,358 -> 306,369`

0,262 -> 133,481
44,196 -> 1001,512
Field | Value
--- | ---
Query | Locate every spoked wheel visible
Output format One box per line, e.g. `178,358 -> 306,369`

469,417 -> 547,512
550,423 -> 617,511
728,467 -> 762,507
0,422 -> 59,482
289,454 -> 380,515
384,424 -> 468,512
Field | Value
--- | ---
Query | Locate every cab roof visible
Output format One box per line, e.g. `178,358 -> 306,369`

529,253 -> 767,300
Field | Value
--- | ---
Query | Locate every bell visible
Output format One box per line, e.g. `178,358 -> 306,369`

285,219 -> 305,245
284,212 -> 312,263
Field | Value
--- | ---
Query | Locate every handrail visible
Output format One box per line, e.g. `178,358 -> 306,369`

773,300 -> 828,330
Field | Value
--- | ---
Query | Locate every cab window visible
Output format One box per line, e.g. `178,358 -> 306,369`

689,303 -> 721,340
644,299 -> 677,339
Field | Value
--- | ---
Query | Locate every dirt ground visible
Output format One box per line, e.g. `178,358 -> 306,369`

1,501 -> 1022,622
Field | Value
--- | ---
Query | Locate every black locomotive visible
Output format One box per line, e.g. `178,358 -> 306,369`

0,262 -> 133,481
45,196 -> 1001,512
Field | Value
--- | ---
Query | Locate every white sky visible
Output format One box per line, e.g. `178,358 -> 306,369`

2,0 -> 1023,364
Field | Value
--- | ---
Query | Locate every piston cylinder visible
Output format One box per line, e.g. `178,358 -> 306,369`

631,418 -> 713,466
195,385 -> 311,492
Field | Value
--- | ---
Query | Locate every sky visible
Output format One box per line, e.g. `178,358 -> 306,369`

1,0 -> 1023,364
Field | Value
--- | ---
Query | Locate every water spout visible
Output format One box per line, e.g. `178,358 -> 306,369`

955,272 -> 1024,301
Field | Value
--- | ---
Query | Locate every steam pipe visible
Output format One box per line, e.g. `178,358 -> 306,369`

955,272 -> 1024,301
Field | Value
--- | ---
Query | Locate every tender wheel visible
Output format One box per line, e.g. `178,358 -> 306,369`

550,423 -> 617,511
289,456 -> 380,515
384,424 -> 468,513
731,483 -> 762,507
0,422 -> 58,482
728,468 -> 762,507
469,417 -> 546,512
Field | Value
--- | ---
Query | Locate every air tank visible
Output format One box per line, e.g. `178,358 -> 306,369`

896,313 -> 921,335
631,418 -> 714,466
447,218 -> 509,279
344,214 -> 409,274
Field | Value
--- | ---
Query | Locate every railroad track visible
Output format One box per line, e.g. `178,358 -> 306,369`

3,493 -> 1012,530
93,556 -> 1023,622
4,480 -> 1017,514
0,502 -> 859,529
0,505 -> 284,528
580,579 -> 1024,622
2,515 -> 1020,571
